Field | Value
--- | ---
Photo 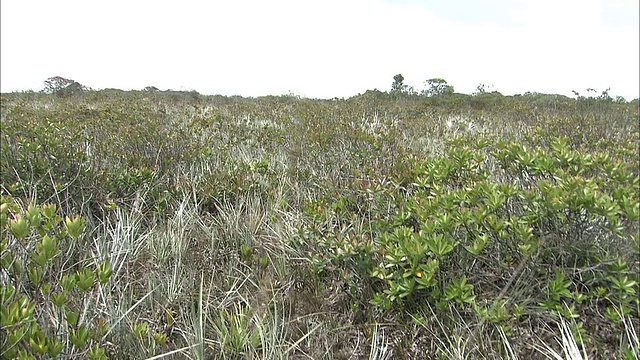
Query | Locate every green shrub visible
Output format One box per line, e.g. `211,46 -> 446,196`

0,195 -> 118,358
298,135 -> 639,349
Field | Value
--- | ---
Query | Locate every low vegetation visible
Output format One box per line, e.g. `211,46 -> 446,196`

1,81 -> 638,359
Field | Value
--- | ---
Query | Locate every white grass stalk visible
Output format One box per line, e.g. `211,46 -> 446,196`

143,343 -> 201,360
413,305 -> 471,360
255,299 -> 289,360
94,191 -> 149,279
186,273 -> 206,360
498,326 -> 519,360
369,325 -> 393,360
621,315 -> 639,359
533,316 -> 589,360
102,288 -> 156,339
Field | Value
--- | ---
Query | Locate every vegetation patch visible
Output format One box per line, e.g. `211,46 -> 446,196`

1,81 -> 638,359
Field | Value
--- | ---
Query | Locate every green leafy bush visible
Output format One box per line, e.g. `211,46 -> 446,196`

0,195 -> 115,358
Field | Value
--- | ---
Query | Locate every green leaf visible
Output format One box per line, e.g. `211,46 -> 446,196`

52,292 -> 67,308
61,273 -> 76,292
426,233 -> 458,258
133,321 -> 150,340
28,266 -> 43,285
26,204 -> 41,226
10,215 -> 30,239
28,328 -> 48,355
41,203 -> 57,219
47,338 -> 64,357
76,268 -> 96,292
96,261 -> 113,284
608,275 -> 637,295
66,309 -> 79,327
465,233 -> 488,255
153,331 -> 168,346
549,271 -> 573,300
65,215 -> 86,240
444,276 -> 475,305
558,303 -> 580,319
70,325 -> 90,348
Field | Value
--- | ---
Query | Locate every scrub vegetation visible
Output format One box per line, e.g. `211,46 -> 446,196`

1,76 -> 638,359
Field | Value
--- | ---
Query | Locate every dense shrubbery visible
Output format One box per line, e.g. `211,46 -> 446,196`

1,88 -> 638,359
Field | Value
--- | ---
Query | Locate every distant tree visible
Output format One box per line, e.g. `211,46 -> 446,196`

43,76 -> 88,96
614,96 -> 626,104
391,74 -> 406,93
574,87 -> 615,102
474,83 -> 487,95
390,74 -> 417,96
423,78 -> 454,97
597,88 -> 612,101
473,83 -> 497,96
63,81 -> 86,95
43,76 -> 73,93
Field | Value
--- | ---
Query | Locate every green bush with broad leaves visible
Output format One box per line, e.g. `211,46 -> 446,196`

302,135 -> 639,334
0,195 -> 111,358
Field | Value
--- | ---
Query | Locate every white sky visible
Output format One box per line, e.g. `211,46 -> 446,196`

1,0 -> 638,99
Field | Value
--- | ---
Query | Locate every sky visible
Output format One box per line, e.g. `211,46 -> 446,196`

1,0 -> 638,100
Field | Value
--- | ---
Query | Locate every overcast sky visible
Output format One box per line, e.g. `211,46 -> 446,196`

1,0 -> 638,99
